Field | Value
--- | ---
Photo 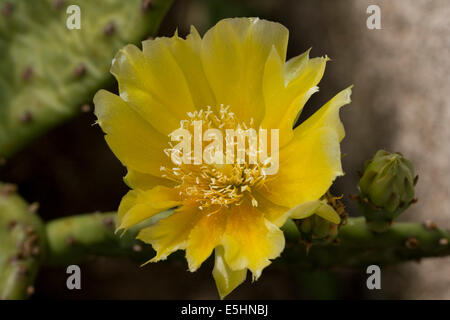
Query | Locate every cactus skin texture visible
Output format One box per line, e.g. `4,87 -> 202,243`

0,0 -> 173,158
0,183 -> 45,300
358,150 -> 417,233
45,211 -> 166,266
282,217 -> 449,269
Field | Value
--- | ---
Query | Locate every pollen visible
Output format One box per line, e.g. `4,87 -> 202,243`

161,106 -> 270,209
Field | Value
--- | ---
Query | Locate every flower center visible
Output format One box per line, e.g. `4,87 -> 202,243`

161,106 -> 271,210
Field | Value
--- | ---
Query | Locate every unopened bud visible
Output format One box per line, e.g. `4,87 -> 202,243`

358,150 -> 417,232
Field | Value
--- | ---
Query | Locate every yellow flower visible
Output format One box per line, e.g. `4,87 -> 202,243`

94,17 -> 352,299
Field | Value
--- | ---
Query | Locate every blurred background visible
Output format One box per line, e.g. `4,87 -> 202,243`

1,0 -> 449,299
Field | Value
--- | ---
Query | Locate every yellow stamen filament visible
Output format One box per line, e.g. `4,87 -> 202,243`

162,106 -> 271,209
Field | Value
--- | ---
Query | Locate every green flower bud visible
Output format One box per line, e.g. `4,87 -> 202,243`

358,150 -> 417,232
297,214 -> 339,243
288,192 -> 347,251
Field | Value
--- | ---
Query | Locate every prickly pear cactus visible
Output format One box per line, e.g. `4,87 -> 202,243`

357,150 -> 417,232
0,0 -> 173,157
0,183 -> 45,299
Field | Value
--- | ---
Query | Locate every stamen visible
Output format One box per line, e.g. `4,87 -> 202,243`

164,106 -> 272,209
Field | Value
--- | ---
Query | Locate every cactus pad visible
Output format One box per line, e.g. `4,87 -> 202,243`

0,183 -> 45,299
0,0 -> 173,157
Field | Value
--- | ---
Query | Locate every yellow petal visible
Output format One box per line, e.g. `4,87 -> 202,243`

253,191 -> 290,227
259,87 -> 351,207
261,47 -> 285,124
294,86 -> 353,142
137,205 -> 201,262
315,202 -> 341,224
94,90 -> 170,177
117,190 -> 138,225
144,27 -> 216,110
261,49 -> 328,146
201,17 -> 289,126
288,200 -> 340,224
186,207 -> 227,272
110,42 -> 195,135
117,186 -> 181,230
288,200 -> 322,219
284,48 -> 311,83
260,127 -> 343,208
221,200 -> 285,280
124,169 -> 174,191
278,86 -> 320,147
212,246 -> 247,299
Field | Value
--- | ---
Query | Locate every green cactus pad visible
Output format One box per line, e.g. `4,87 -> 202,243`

0,183 -> 45,299
0,0 -> 173,157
